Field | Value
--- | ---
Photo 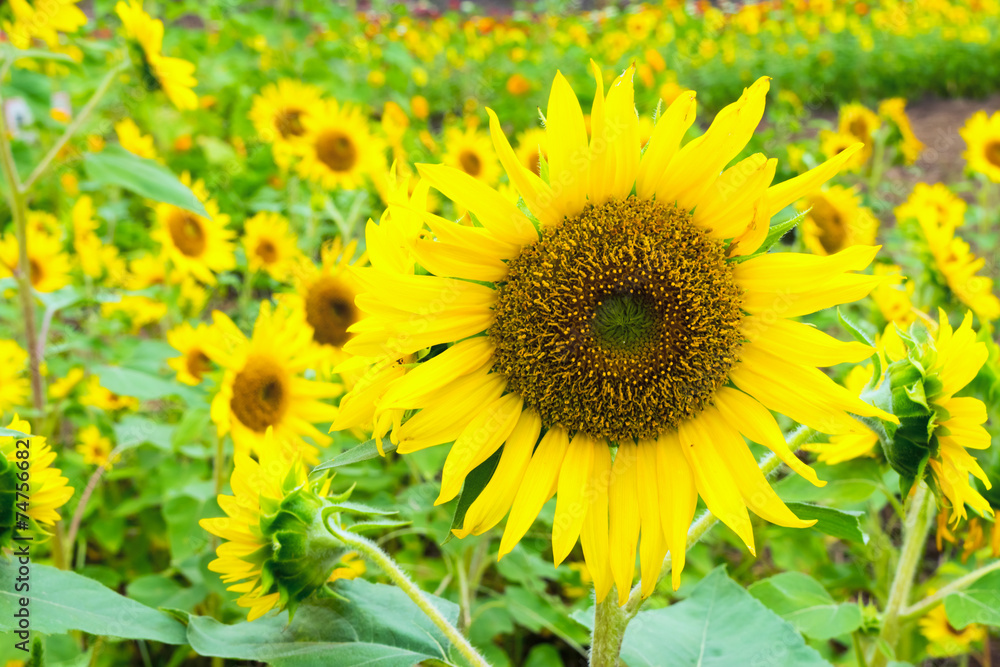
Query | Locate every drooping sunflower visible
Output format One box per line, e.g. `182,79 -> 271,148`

514,127 -> 548,176
838,102 -> 881,163
151,172 -> 235,285
249,79 -> 323,168
878,98 -> 923,165
959,110 -> 1000,183
115,0 -> 198,111
334,66 -> 894,604
1,415 -> 75,549
2,0 -> 86,50
243,211 -> 302,283
282,238 -> 367,366
166,321 -> 219,386
442,125 -> 501,185
0,227 -> 71,293
919,603 -> 987,657
0,340 -> 29,413
798,185 -> 878,256
894,182 -> 966,230
205,301 -> 340,463
292,99 -> 384,190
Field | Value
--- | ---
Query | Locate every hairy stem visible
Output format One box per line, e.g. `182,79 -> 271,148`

326,519 -> 490,667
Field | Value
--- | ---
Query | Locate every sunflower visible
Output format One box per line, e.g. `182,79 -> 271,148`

79,375 -> 139,412
48,367 -> 85,401
819,130 -> 868,171
514,127 -> 548,176
443,125 -> 501,185
894,182 -> 966,230
292,99 -> 384,190
2,0 -> 86,50
334,66 -> 894,604
878,98 -> 923,164
1,415 -> 75,549
282,238 -> 366,366
115,0 -> 198,111
919,603 -> 987,657
798,185 -> 879,256
870,264 -> 916,327
837,102 -> 881,163
151,172 -> 235,285
804,364 -> 880,465
907,210 -> 1000,321
114,118 -> 157,160
0,340 -> 29,413
249,79 -> 323,168
0,227 -> 71,293
167,321 -> 219,386
72,196 -> 125,282
76,425 -> 115,468
205,301 -> 340,463
100,295 -> 168,332
243,211 -> 302,283
959,110 -> 1000,183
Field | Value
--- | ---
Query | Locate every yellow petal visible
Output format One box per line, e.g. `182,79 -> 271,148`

732,245 -> 879,292
486,107 -> 562,227
587,61 -> 613,206
609,441 -> 640,606
741,273 -> 884,319
381,337 -> 495,408
636,440 -> 667,598
604,66 -> 639,200
580,441 -> 614,603
743,317 -> 875,367
545,71 -> 590,219
767,143 -> 863,217
395,369 -> 506,452
412,239 -> 509,282
693,154 -> 771,236
655,431 -> 697,591
636,91 -> 697,200
552,432 -> 597,565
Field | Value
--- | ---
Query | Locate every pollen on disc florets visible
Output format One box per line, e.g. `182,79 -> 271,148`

489,197 -> 745,443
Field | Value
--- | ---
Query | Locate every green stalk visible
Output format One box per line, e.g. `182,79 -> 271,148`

869,482 -> 932,667
900,559 -> 1000,622
325,519 -> 490,667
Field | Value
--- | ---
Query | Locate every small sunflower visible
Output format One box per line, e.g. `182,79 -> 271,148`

837,102 -> 881,163
514,127 -> 548,176
0,340 -> 29,413
151,172 -> 235,285
282,238 -> 367,366
2,0 -> 86,50
870,264 -> 916,327
79,375 -> 139,412
72,196 -> 125,282
819,130 -> 868,171
443,125 -> 501,185
167,321 -> 219,386
205,301 -> 340,463
0,227 -> 71,293
101,295 -> 168,332
959,110 -> 1000,183
895,182 -> 966,230
1,415 -> 75,549
334,66 -> 894,603
878,98 -> 923,164
243,211 -> 302,283
115,0 -> 198,110
919,603 -> 987,657
76,425 -> 116,468
249,79 -> 323,168
292,99 -> 384,190
114,118 -> 157,160
48,367 -> 85,401
798,185 -> 879,256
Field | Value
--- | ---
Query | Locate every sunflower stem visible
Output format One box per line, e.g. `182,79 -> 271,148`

324,519 -> 489,667
590,589 -> 630,667
899,559 -> 1000,622
870,481 -> 933,667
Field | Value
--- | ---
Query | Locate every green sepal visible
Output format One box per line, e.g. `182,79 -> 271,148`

347,519 -> 411,535
729,208 -> 810,263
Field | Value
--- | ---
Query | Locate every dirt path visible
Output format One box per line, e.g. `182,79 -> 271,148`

901,93 -> 1000,185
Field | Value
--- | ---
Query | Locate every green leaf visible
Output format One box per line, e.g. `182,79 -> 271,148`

0,561 -> 186,644
178,578 -> 459,666
730,208 -> 809,263
4,47 -> 76,63
0,426 -> 30,438
785,502 -> 869,544
92,365 -> 183,401
312,437 -> 396,473
446,445 -> 503,543
618,568 -> 829,666
748,572 -> 863,639
944,570 -> 1000,628
113,416 -> 175,450
83,146 -> 208,218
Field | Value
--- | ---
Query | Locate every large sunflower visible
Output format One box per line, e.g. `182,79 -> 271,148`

115,0 -> 198,111
334,66 -> 894,604
205,301 -> 340,463
151,172 -> 235,285
798,184 -> 878,256
292,99 -> 384,190
959,110 -> 1000,183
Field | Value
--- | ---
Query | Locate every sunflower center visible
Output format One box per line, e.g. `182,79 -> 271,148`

985,140 -> 1000,168
811,198 -> 848,254
168,210 -> 207,257
28,259 -> 43,287
305,275 -> 358,347
186,350 -> 212,382
275,108 -> 305,138
316,130 -> 358,172
255,239 -> 279,264
848,118 -> 867,138
490,197 -> 744,442
230,355 -> 289,432
458,149 -> 483,177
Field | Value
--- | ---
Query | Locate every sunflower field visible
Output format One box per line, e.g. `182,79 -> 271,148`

3,0 -> 1000,665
